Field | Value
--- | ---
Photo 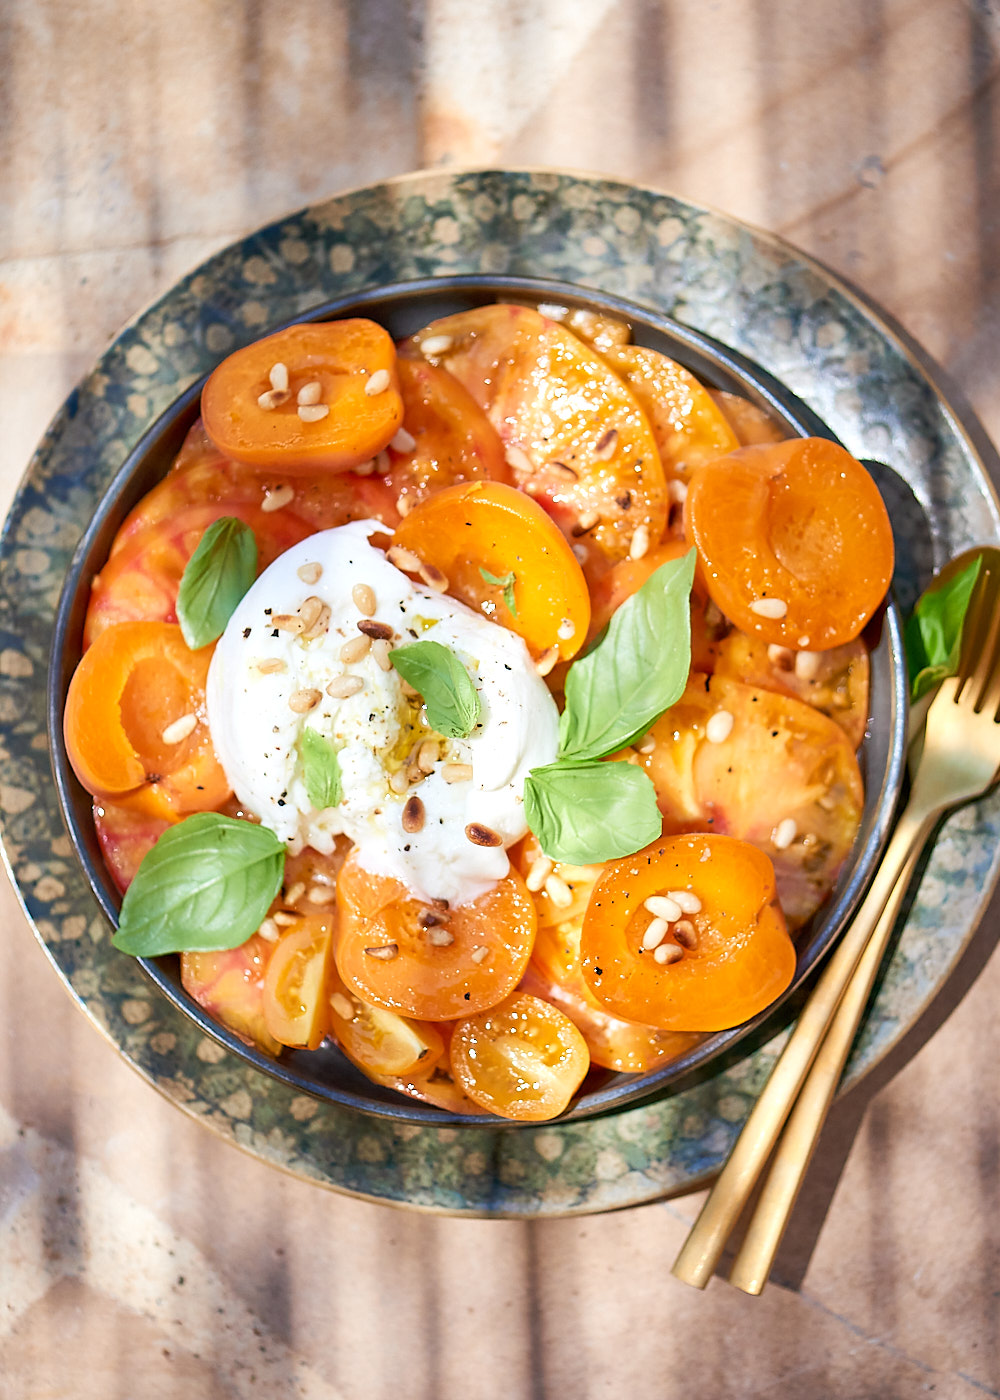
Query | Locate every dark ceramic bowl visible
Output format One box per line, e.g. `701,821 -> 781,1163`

48,274 -> 908,1126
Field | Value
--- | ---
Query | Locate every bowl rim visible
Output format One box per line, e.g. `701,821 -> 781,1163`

48,272 -> 909,1127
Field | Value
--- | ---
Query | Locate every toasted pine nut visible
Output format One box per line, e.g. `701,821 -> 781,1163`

352,582 -> 377,616
372,639 -> 392,672
327,675 -> 364,699
288,688 -> 321,714
402,795 -> 425,833
257,387 -> 290,410
442,763 -> 473,784
535,646 -> 559,677
387,545 -> 422,574
273,613 -> 305,635
261,484 -> 294,512
653,943 -> 683,965
306,884 -> 335,905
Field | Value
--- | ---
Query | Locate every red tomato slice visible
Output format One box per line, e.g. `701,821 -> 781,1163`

202,320 -> 404,472
64,621 -> 231,821
93,799 -> 171,892
335,852 -> 537,1020
181,931 -> 281,1056
641,673 -> 864,928
404,305 -> 668,577
581,833 -> 795,1032
381,357 -> 511,514
449,992 -> 590,1121
391,480 -> 591,661
262,913 -> 334,1050
85,500 -> 312,647
683,437 -> 894,650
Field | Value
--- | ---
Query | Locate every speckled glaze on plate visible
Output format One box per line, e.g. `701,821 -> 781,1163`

3,168 -> 999,1216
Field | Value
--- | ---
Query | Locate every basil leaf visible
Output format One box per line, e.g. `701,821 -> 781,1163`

177,516 -> 258,650
904,554 -> 983,701
524,760 -> 662,864
299,728 -> 343,809
559,550 -> 696,761
479,566 -> 518,618
389,640 -> 482,738
113,812 -> 285,956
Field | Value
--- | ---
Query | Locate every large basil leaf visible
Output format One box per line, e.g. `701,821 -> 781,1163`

904,553 -> 983,701
300,727 -> 343,809
559,550 -> 695,760
524,759 -> 662,864
113,812 -> 285,956
177,516 -> 258,650
389,640 -> 482,738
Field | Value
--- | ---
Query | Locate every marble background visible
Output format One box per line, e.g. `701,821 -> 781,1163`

2,2 -> 999,1397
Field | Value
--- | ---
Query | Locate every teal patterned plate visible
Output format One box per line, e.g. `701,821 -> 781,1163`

2,169 -> 999,1216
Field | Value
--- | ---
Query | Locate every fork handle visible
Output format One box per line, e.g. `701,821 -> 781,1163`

726,831 -> 926,1293
671,799 -> 939,1289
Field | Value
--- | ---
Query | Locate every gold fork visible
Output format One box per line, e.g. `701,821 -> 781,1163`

672,549 -> 1000,1292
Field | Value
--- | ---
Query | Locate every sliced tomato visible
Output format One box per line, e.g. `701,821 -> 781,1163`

381,357 -> 511,515
262,913 -> 334,1050
369,1064 -> 484,1115
641,673 -> 864,928
202,320 -> 404,472
85,500 -> 311,647
64,621 -> 231,821
449,991 -> 590,1121
581,833 -> 795,1032
334,852 -> 536,1020
710,391 -> 786,446
181,931 -> 281,1055
391,480 -> 591,661
713,630 -> 870,749
329,975 -> 445,1078
683,437 -> 894,650
93,799 -> 171,892
112,419 -> 400,552
602,344 -> 739,477
404,305 -> 668,577
528,302 -> 632,353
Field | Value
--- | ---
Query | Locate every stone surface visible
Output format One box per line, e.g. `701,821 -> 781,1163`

1,2 -> 999,1397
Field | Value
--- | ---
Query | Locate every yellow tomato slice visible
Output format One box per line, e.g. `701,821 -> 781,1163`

262,914 -> 334,1050
391,480 -> 591,661
601,344 -> 739,477
450,992 -> 590,1121
641,673 -> 864,928
404,305 -> 668,576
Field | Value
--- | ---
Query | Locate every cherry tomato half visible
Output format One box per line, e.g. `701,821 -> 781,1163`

262,913 -> 334,1050
581,833 -> 795,1032
329,976 -> 445,1078
181,931 -> 281,1056
335,852 -> 537,1020
449,992 -> 590,1121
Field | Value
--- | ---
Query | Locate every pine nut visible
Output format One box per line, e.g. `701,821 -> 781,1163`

526,855 -> 554,892
387,545 -> 422,574
257,388 -> 290,410
297,562 -> 323,585
327,675 -> 364,698
357,619 -> 393,640
442,763 -> 473,784
465,822 -> 503,848
261,484 -> 294,512
668,889 -> 703,915
364,369 -> 391,396
372,638 -> 392,671
258,917 -> 280,942
644,895 -> 682,923
471,946 -> 490,964
273,911 -> 298,926
544,873 -> 573,907
306,884 -> 335,905
416,739 -> 439,773
772,817 -> 797,850
795,650 -> 822,681
674,919 -> 698,949
505,444 -> 533,474
298,404 -> 330,422
706,710 -> 734,744
391,427 -> 416,453
535,646 -> 559,677
419,562 -> 449,593
298,596 -> 324,633
288,688 -> 321,714
269,362 -> 289,392
653,943 -> 683,965
389,768 -> 410,795
629,524 -> 650,560
272,613 -> 305,635
402,795 -> 425,833
340,634 -> 372,663
427,926 -> 454,946
750,597 -> 788,619
420,334 -> 453,356
365,943 -> 399,960
161,713 -> 197,745
331,993 -> 355,1021
256,657 -> 287,674
285,882 -> 306,904
641,917 -> 670,951
352,582 -> 376,616
296,379 -> 322,406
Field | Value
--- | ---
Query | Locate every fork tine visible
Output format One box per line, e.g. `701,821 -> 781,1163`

971,558 -> 1000,717
956,550 -> 1000,702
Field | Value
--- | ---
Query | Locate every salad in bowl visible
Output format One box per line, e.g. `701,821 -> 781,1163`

52,280 -> 902,1124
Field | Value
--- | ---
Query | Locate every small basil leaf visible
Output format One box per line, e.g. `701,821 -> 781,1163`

113,812 -> 285,956
524,760 -> 662,864
559,550 -> 696,761
177,516 -> 258,650
905,554 -> 983,701
299,728 -> 343,809
479,567 -> 518,618
389,640 -> 482,738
